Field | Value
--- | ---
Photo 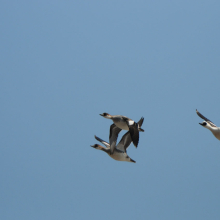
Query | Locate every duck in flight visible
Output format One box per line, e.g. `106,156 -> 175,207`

91,132 -> 136,163
196,109 -> 220,140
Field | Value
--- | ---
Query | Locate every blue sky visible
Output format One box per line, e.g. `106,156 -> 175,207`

1,1 -> 220,219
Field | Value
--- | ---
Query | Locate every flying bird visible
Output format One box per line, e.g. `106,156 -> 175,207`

91,132 -> 136,163
196,109 -> 220,140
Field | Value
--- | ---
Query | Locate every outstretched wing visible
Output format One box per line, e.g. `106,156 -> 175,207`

196,109 -> 217,127
109,124 -> 122,154
94,135 -> 110,148
116,131 -> 132,152
137,117 -> 144,127
124,121 -> 139,148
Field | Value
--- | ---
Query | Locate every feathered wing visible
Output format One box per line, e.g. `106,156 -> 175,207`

196,109 -> 217,127
137,117 -> 144,131
116,131 -> 132,152
137,117 -> 144,127
109,124 -> 121,154
126,121 -> 139,148
94,135 -> 110,148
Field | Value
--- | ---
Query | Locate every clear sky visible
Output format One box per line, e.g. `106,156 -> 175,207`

1,1 -> 220,219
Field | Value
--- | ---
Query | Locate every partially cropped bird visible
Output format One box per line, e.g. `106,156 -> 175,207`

196,109 -> 220,140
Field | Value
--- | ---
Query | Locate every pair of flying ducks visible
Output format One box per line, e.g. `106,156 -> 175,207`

91,113 -> 144,163
91,110 -> 220,163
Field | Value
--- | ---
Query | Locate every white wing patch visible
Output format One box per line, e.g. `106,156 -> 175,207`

128,120 -> 134,126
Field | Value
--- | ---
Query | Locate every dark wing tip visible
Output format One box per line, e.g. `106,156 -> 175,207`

128,123 -> 139,148
137,117 -> 144,128
130,158 -> 136,163
94,135 -> 101,141
131,135 -> 139,148
196,109 -> 203,118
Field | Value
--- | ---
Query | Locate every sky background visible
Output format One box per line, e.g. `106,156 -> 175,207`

1,1 -> 220,219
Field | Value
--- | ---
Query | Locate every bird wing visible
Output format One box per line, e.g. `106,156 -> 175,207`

125,121 -> 139,148
137,117 -> 144,127
94,135 -> 110,148
116,131 -> 132,152
196,109 -> 217,127
109,124 -> 122,154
